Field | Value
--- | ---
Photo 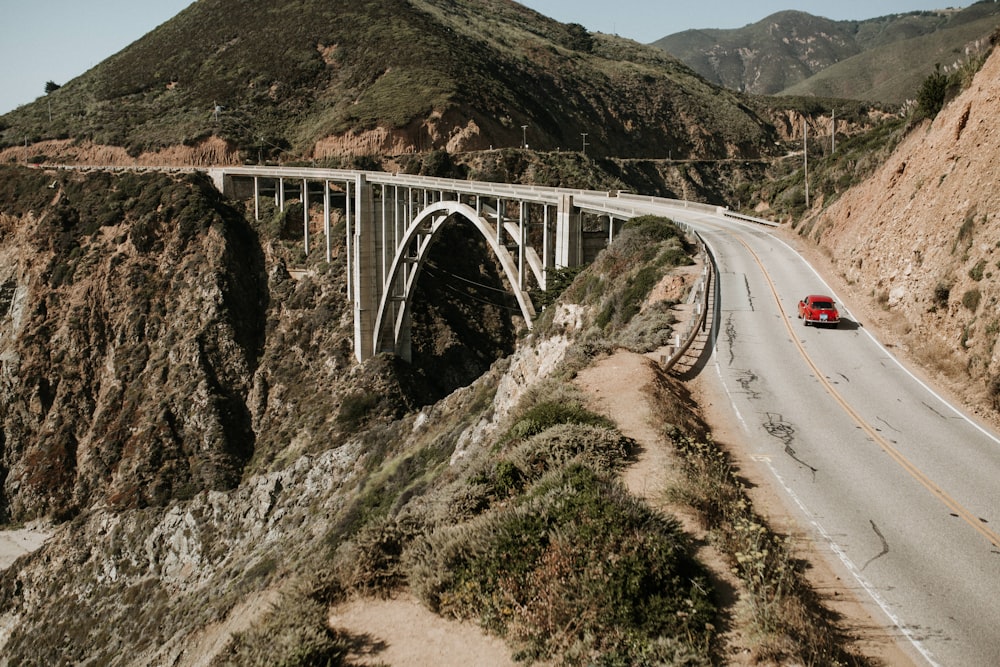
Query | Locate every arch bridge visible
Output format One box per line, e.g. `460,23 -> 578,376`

208,166 -> 731,363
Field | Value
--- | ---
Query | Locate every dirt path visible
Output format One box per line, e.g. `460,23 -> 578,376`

0,526 -> 51,570
328,594 -> 519,667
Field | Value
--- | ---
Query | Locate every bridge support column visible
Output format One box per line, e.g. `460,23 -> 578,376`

323,180 -> 331,263
518,201 -> 526,290
555,195 -> 582,268
302,179 -> 310,256
353,174 -> 377,362
253,177 -> 260,221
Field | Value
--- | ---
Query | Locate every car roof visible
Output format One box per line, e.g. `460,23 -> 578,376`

807,294 -> 835,301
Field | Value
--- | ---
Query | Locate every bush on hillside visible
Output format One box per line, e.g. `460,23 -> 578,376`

405,463 -> 715,665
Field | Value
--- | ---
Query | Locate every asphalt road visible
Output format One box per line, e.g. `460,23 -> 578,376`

670,211 -> 1000,667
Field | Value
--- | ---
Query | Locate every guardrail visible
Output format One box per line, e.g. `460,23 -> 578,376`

717,208 -> 780,227
659,230 -> 715,373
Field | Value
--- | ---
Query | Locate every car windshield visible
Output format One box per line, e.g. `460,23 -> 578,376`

813,301 -> 834,309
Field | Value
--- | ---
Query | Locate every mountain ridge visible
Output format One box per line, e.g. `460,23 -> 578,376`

654,2 -> 1000,102
0,0 -> 778,163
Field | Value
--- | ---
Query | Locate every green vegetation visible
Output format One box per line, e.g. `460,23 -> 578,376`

963,289 -> 982,311
0,0 -> 776,162
667,432 -> 856,663
916,64 -> 952,119
567,215 -> 693,332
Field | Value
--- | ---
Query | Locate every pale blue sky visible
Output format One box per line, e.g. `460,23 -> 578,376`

0,1 -> 975,114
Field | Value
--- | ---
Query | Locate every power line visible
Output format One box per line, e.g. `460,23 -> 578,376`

424,260 -> 515,295
421,264 -> 522,313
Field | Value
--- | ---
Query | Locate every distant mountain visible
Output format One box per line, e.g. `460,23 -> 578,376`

654,2 -> 1000,103
0,0 -> 779,163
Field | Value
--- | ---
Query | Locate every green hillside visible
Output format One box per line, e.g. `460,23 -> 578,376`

0,0 -> 778,162
781,6 -> 1000,103
654,2 -> 1000,102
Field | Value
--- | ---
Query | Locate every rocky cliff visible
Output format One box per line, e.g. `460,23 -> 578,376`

0,168 -> 268,520
0,164 -> 524,663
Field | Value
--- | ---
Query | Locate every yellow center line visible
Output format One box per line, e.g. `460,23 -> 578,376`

737,235 -> 1000,550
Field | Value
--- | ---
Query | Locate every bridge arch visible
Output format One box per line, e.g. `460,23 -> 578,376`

373,200 -> 535,361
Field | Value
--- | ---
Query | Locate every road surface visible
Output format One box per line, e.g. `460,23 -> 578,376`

667,209 -> 1000,667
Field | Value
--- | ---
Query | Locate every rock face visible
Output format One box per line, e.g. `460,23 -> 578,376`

0,168 -> 267,520
0,165 -> 520,523
803,47 -> 1000,414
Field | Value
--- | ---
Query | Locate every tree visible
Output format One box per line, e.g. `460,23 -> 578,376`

916,65 -> 949,118
563,23 -> 593,53
44,81 -> 61,94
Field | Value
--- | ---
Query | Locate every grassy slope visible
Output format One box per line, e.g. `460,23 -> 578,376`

780,7 -> 1000,103
0,0 -> 776,161
654,2 -> 1000,102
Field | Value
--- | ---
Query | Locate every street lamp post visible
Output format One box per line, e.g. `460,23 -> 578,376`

521,125 -> 528,149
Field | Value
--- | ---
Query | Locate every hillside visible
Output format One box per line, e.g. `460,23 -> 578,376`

797,45 -> 1000,422
0,0 -> 777,164
654,2 -> 1000,103
0,169 -> 883,664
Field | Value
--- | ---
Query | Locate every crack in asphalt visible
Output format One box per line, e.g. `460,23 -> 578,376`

763,412 -> 818,476
877,416 -> 901,433
733,369 -> 760,400
861,519 -> 890,571
743,275 -> 755,311
725,313 -> 737,365
922,401 -> 949,420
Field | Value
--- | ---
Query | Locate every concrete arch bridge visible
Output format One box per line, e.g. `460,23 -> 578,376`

209,166 -> 737,363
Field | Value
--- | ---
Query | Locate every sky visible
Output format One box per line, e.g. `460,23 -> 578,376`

0,0 -> 974,115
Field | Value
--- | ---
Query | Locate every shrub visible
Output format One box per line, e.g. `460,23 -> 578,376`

989,375 -> 1000,412
406,464 -> 715,664
615,300 -> 678,353
933,282 -> 951,308
213,585 -> 347,666
337,391 -> 378,430
962,289 -> 981,311
916,64 -> 949,118
508,423 -> 633,477
502,399 -> 613,443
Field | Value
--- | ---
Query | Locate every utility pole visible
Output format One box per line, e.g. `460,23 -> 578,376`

831,108 -> 836,153
581,132 -> 588,157
521,124 -> 527,149
803,118 -> 809,208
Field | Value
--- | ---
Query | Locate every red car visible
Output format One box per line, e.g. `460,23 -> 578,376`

797,294 -> 840,327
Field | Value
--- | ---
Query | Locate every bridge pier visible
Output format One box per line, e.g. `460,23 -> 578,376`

556,194 -> 582,268
352,174 -> 377,363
